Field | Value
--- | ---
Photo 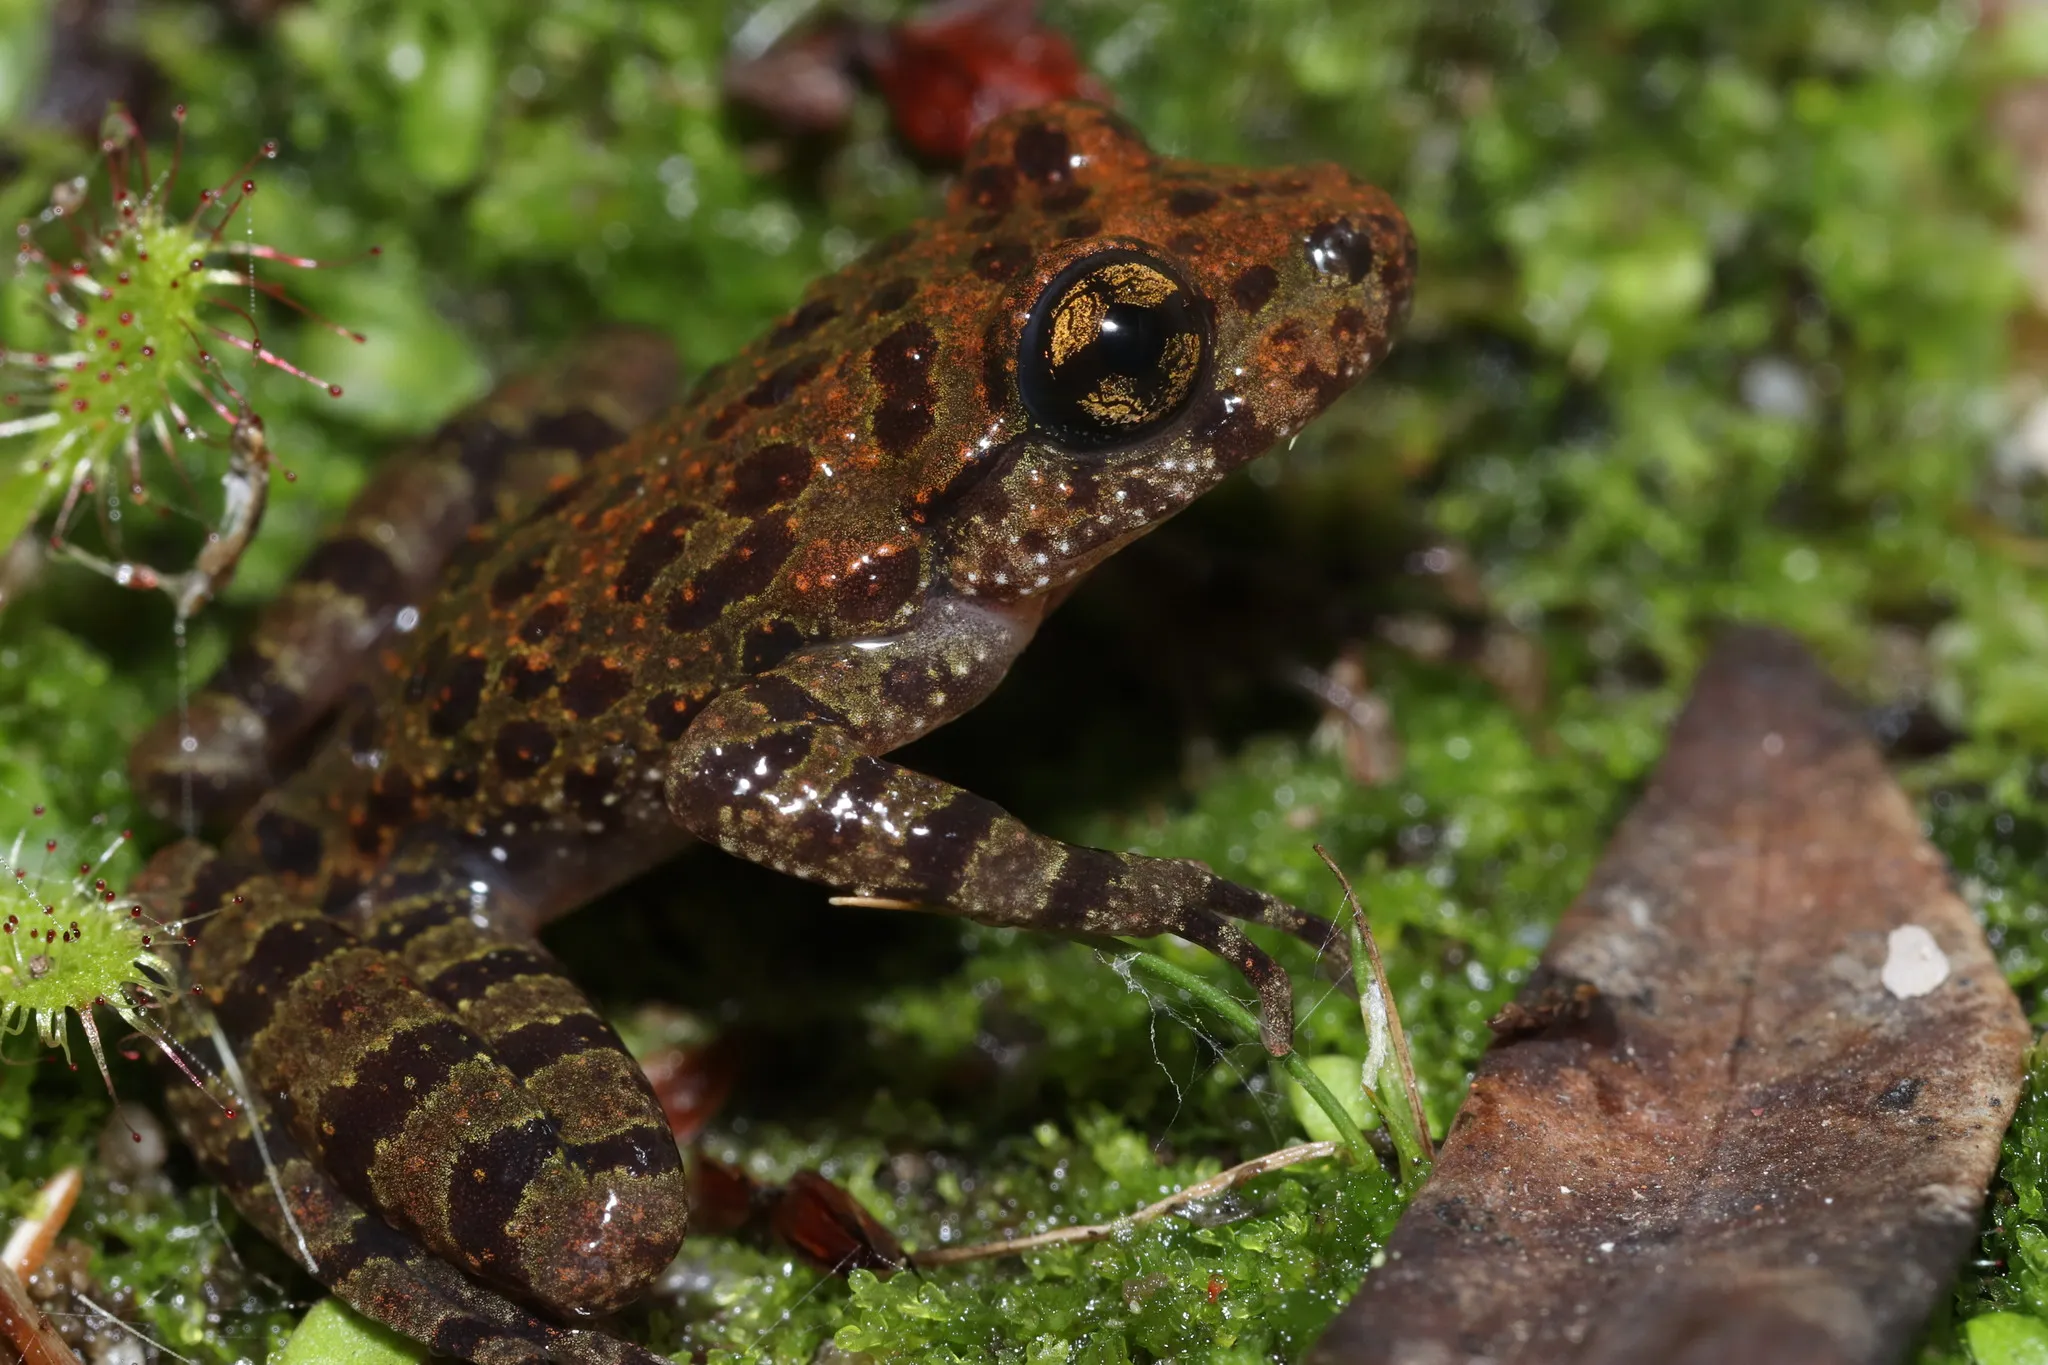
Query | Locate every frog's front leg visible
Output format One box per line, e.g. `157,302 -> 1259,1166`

666,599 -> 1337,1054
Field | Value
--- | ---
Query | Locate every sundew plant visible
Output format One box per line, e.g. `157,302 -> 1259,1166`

0,2 -> 2046,1363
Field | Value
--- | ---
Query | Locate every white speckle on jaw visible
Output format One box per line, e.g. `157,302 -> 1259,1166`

1882,924 -> 1949,999
1761,731 -> 1784,756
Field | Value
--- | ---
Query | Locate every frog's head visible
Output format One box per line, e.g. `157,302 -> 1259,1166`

921,101 -> 1415,608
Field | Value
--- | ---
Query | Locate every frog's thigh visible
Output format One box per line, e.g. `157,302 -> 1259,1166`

662,602 -> 1332,1054
163,1073 -> 664,1365
364,862 -> 684,1212
192,873 -> 685,1317
129,329 -> 680,828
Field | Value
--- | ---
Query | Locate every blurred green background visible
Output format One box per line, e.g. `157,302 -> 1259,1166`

2,1 -> 2048,1361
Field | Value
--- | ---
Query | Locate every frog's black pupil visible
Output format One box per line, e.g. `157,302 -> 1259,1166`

1018,248 -> 1209,452
1099,302 -> 1170,373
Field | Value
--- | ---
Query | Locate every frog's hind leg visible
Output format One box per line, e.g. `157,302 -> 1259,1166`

177,863 -> 688,1328
128,330 -> 681,828
163,1054 -> 669,1365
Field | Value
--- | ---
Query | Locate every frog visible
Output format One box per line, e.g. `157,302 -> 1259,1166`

126,100 -> 1415,1365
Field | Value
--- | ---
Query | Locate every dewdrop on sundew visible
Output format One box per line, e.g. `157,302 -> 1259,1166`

0,102 -> 372,611
0,816 -> 188,1104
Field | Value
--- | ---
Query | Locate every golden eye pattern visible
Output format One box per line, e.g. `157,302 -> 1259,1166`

1018,248 -> 1208,450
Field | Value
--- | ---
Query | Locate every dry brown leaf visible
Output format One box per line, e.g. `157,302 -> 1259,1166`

1308,626 -> 2030,1365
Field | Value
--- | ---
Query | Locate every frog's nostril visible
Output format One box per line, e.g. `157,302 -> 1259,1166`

1304,219 -> 1374,286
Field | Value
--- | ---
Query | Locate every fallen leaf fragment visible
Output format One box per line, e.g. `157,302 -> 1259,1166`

1309,626 -> 2030,1365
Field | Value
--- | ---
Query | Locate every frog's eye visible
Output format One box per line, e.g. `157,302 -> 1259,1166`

1017,248 -> 1208,451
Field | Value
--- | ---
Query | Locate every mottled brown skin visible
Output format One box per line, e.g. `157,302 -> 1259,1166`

133,102 -> 1414,1365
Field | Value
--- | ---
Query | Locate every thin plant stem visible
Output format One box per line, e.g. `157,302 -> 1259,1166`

1116,949 -> 1380,1173
912,1140 -> 1339,1267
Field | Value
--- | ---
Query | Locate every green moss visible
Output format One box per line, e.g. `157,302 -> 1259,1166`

3,0 -> 2046,1362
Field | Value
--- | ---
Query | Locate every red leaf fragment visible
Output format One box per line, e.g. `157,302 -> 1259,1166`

866,0 -> 1110,162
640,1038 -> 737,1144
723,0 -> 1108,165
689,1159 -> 907,1277
1310,627 -> 2030,1365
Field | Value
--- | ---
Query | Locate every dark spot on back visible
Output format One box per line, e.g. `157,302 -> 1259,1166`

972,240 -> 1034,282
559,657 -> 633,719
862,278 -> 919,319
722,442 -> 814,517
427,750 -> 481,800
527,409 -> 623,459
611,505 -> 699,604
1877,1077 -> 1923,1112
1232,264 -> 1279,315
429,652 -> 490,738
963,163 -> 1015,216
1332,306 -> 1369,345
644,689 -> 708,743
1058,215 -> 1101,240
1167,230 -> 1205,257
666,516 -> 796,632
254,810 -> 324,878
301,535 -> 405,605
494,719 -> 558,779
870,322 -> 938,458
769,298 -> 839,349
835,546 -> 922,626
489,556 -> 548,609
519,601 -> 569,645
1013,121 -> 1071,184
704,402 -> 746,442
1168,187 -> 1220,218
744,353 -> 827,409
562,750 -> 625,823
1230,181 -> 1264,199
500,655 -> 557,701
362,767 -> 419,833
742,618 -> 808,674
1041,183 -> 1091,213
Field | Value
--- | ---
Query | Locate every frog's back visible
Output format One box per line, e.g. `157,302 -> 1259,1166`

238,101 -> 1413,919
